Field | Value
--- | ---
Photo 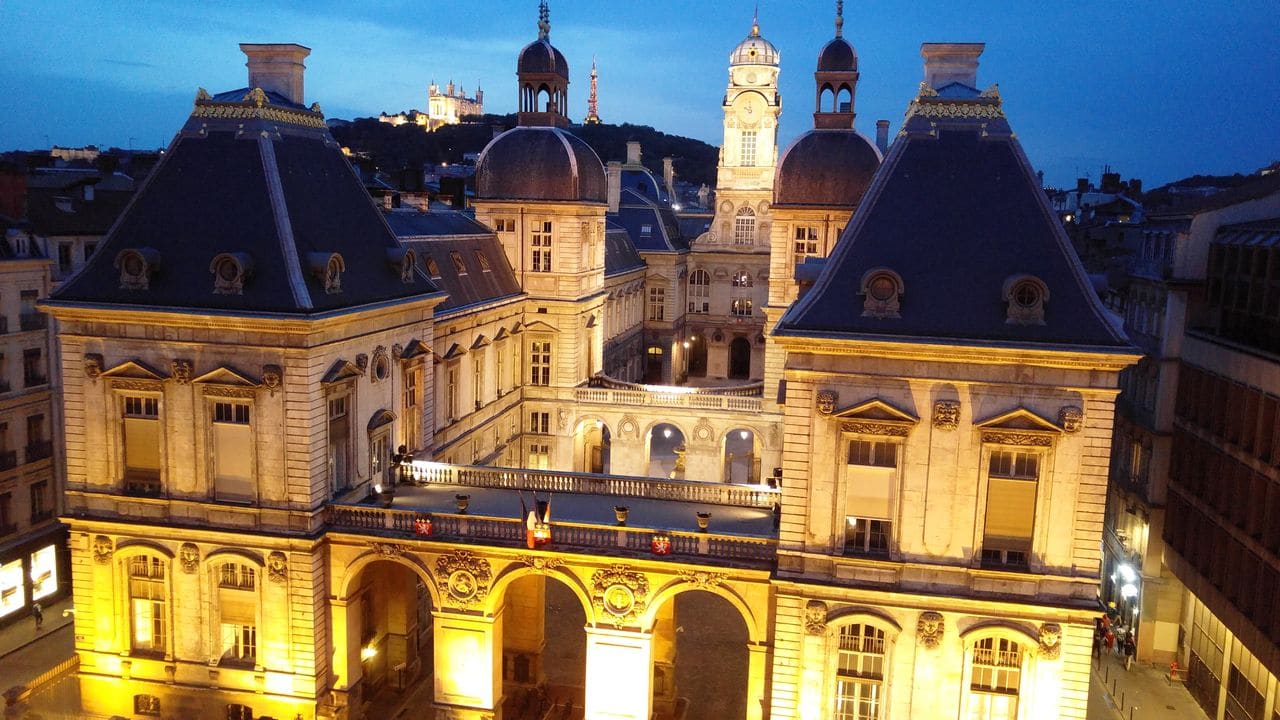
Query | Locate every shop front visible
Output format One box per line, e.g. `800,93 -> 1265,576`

0,524 -> 69,628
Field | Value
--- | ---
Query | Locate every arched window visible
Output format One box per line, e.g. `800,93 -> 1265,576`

733,207 -> 756,246
968,637 -> 1024,720
217,562 -> 257,667
128,555 -> 167,655
834,623 -> 887,719
731,270 -> 754,317
688,270 -> 710,314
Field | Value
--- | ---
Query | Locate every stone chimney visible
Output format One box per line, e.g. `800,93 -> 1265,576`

662,157 -> 675,199
240,43 -> 311,105
607,161 -> 622,214
920,42 -> 984,90
626,141 -> 641,165
875,120 -> 890,155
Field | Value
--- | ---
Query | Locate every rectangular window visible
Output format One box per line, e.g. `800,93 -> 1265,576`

328,396 -> 351,493
220,623 -> 257,666
843,440 -> 897,555
29,480 -> 49,522
529,412 -> 550,434
981,450 -> 1039,568
0,492 -> 12,534
793,226 -> 819,267
495,351 -> 505,396
731,297 -> 753,317
123,395 -> 161,493
473,356 -> 484,409
969,637 -> 1022,720
402,367 -> 422,451
740,130 -> 757,166
835,624 -> 886,720
495,218 -> 515,233
58,244 -> 73,275
446,366 -> 459,419
528,443 -> 550,470
648,287 -> 666,321
530,340 -> 552,386
212,401 -> 252,500
22,348 -> 44,387
734,213 -> 755,245
531,221 -> 553,272
129,557 -> 167,654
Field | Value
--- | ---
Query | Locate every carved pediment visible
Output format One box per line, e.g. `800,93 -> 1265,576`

191,365 -> 258,387
399,338 -> 430,360
832,398 -> 918,436
322,358 -> 364,385
511,321 -> 525,334
100,360 -> 167,381
470,334 -> 491,350
975,407 -> 1062,445
440,343 -> 467,361
522,319 -> 559,334
493,327 -> 510,341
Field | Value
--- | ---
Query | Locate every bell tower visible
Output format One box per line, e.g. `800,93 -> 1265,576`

813,0 -> 859,129
517,1 -> 571,127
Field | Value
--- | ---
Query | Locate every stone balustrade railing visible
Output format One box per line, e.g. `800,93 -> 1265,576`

328,505 -> 776,565
572,386 -> 762,413
407,461 -> 780,508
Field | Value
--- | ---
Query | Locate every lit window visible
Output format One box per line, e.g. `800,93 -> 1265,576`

211,401 -> 252,500
733,207 -> 756,246
128,556 -> 167,654
981,450 -> 1039,568
843,440 -> 897,555
731,270 -> 754,317
530,340 -> 552,386
834,624 -> 887,719
687,269 -> 710,314
740,130 -> 757,166
122,395 -> 161,495
793,226 -> 819,267
648,287 -> 666,321
532,221 -> 553,272
968,637 -> 1023,720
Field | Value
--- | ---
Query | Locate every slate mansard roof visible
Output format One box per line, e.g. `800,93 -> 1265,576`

776,85 -> 1131,351
49,89 -> 440,315
385,209 -> 523,315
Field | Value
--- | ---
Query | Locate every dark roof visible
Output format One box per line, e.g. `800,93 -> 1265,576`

475,127 -> 607,203
26,185 -> 134,237
621,167 -> 668,203
775,129 -> 881,208
777,92 -> 1130,350
518,39 -> 569,79
817,37 -> 856,72
1215,220 -> 1280,247
211,87 -> 307,110
677,214 -> 712,241
404,241 -> 522,315
50,92 -> 439,315
613,188 -> 688,253
604,224 -> 645,277
384,210 -> 491,237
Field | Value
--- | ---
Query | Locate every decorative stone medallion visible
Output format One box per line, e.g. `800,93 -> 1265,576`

267,551 -> 288,584
178,543 -> 199,574
804,600 -> 828,636
692,418 -> 714,443
591,565 -> 649,628
436,550 -> 492,608
916,611 -> 945,649
171,359 -> 193,384
1038,623 -> 1063,659
815,391 -> 838,415
92,535 -> 114,564
932,401 -> 960,431
1059,406 -> 1084,434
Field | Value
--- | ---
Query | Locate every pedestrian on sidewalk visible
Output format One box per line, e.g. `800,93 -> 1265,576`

1123,634 -> 1137,670
31,601 -> 43,631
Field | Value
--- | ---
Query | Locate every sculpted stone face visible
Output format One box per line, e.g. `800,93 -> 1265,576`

816,391 -> 838,415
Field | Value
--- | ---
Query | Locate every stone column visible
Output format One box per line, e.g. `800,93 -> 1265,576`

746,641 -> 769,720
433,609 -> 504,719
583,626 -> 654,720
328,598 -> 360,709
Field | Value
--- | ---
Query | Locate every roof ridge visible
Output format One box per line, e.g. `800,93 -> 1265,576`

258,136 -> 313,309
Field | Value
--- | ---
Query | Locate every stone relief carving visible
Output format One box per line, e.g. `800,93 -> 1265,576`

92,535 -> 114,565
261,365 -> 282,395
436,550 -> 492,608
267,552 -> 288,584
677,569 -> 726,588
178,543 -> 199,574
171,359 -> 193,384
391,343 -> 404,360
618,415 -> 640,441
804,600 -> 828,636
840,420 -> 911,437
1038,623 -> 1063,659
371,542 -> 409,558
557,409 -> 569,431
692,418 -> 714,443
591,565 -> 649,628
916,611 -> 945,649
84,354 -> 103,381
932,401 -> 960,431
355,353 -> 369,372
979,430 -> 1053,447
519,555 -> 565,574
1058,406 -> 1084,434
815,391 -> 838,416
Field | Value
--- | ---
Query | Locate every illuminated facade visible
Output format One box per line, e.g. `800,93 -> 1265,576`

428,80 -> 484,130
41,8 -> 1139,720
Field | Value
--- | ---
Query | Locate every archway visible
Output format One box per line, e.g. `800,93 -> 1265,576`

688,333 -> 708,377
500,574 -> 589,717
729,337 -> 751,379
651,590 -> 750,719
575,420 -> 612,474
836,85 -> 853,113
722,428 -> 759,484
344,560 -> 434,714
647,423 -> 685,479
645,345 -> 665,384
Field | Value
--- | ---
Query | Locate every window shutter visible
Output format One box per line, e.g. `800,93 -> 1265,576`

984,477 -> 1036,549
124,417 -> 160,471
218,588 -> 256,625
214,423 -> 253,497
845,465 -> 894,520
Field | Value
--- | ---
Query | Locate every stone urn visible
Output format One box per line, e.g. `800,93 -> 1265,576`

455,494 -> 470,513
614,506 -> 630,525
696,511 -> 712,532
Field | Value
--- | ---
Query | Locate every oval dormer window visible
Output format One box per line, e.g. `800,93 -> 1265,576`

859,267 -> 904,319
1003,274 -> 1049,325
209,252 -> 252,295
114,248 -> 160,291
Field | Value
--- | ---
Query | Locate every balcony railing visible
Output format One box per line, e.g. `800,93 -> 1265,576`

19,313 -> 47,331
329,505 -> 776,566
25,440 -> 52,463
0,450 -> 16,471
573,387 -> 762,413
408,461 -> 781,508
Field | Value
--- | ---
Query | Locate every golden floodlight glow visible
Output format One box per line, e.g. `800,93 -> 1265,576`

360,644 -> 377,660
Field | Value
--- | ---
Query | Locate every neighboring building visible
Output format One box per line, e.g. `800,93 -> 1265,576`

0,224 -> 63,629
427,80 -> 484,130
24,167 -> 135,283
1050,170 -> 1144,274
688,13 -> 783,381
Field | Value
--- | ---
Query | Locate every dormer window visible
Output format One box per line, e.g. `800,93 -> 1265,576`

860,268 -> 903,318
474,250 -> 492,272
425,256 -> 442,279
115,248 -> 161,291
307,253 -> 344,294
209,253 -> 252,295
385,247 -> 416,284
1003,274 -> 1049,325
450,251 -> 467,275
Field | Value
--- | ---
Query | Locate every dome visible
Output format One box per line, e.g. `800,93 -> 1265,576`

817,37 -> 857,72
730,27 -> 779,66
518,39 -> 569,79
775,130 -> 881,207
476,126 -> 607,203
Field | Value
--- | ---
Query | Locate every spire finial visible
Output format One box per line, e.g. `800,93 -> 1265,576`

835,0 -> 844,37
751,3 -> 760,37
538,1 -> 550,40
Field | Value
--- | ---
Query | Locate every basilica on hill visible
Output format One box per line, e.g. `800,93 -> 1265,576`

37,3 -> 1137,719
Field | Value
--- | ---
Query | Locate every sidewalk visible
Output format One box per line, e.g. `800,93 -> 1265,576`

1090,649 -> 1208,720
0,594 -> 74,659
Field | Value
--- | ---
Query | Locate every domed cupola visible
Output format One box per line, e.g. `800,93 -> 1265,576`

475,126 -> 607,203
730,13 -> 780,67
813,0 -> 860,129
517,1 -> 571,127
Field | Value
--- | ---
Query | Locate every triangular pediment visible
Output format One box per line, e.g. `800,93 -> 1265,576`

100,360 -> 166,380
192,365 -> 258,386
471,334 -> 491,350
400,338 -> 430,360
322,358 -> 363,384
833,398 -> 919,423
974,407 -> 1062,433
523,319 -> 559,333
511,321 -> 525,334
493,327 -> 510,341
441,343 -> 466,360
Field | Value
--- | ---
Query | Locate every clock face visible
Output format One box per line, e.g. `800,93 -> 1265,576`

738,94 -> 763,119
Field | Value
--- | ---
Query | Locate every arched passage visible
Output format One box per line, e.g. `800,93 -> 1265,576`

499,573 -> 590,716
836,85 -> 853,113
729,336 -> 752,379
341,559 -> 434,713
723,428 -> 760,484
647,423 -> 686,479
650,589 -> 751,719
688,332 -> 708,377
574,419 -> 612,474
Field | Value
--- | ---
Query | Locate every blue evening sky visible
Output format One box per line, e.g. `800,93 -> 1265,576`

1,0 -> 1277,188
